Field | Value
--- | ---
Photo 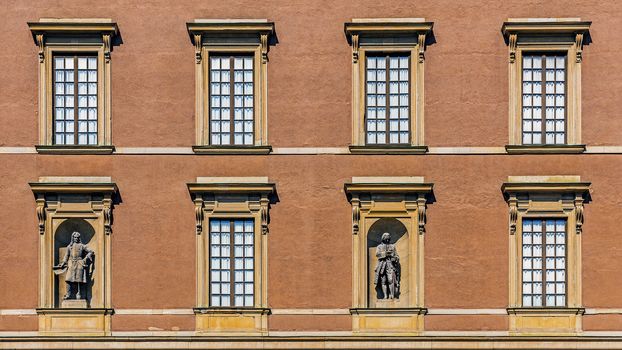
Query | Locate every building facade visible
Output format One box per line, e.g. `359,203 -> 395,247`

1,0 -> 622,348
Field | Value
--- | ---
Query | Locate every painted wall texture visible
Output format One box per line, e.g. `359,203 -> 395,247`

1,0 -> 622,346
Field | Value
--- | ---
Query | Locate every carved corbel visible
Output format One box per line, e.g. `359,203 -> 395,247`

260,195 -> 270,234
103,34 -> 111,63
508,33 -> 517,64
194,198 -> 204,235
103,197 -> 112,235
417,194 -> 427,234
575,33 -> 584,63
351,34 -> 359,63
35,34 -> 44,63
417,33 -> 426,63
35,196 -> 46,235
508,193 -> 518,235
260,34 -> 269,64
575,194 -> 584,234
194,34 -> 202,64
351,195 -> 360,235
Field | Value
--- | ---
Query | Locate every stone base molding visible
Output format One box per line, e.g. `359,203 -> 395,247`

5,335 -> 622,349
350,307 -> 427,335
36,308 -> 114,336
193,308 -> 270,336
508,307 -> 585,336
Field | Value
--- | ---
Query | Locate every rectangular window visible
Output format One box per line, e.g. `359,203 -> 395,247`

209,219 -> 254,307
365,55 -> 410,145
522,219 -> 566,307
209,56 -> 254,146
53,55 -> 98,145
521,54 -> 566,145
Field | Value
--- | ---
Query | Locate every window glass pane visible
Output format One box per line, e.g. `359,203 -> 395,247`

209,56 -> 254,145
521,54 -> 566,145
522,219 -> 567,308
209,219 -> 254,307
365,54 -> 410,145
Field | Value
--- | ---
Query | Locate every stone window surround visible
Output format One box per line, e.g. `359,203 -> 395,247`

345,18 -> 433,155
29,176 -> 117,336
188,177 -> 274,335
28,18 -> 118,155
502,18 -> 591,154
502,175 -> 590,335
187,19 -> 274,155
345,176 -> 433,335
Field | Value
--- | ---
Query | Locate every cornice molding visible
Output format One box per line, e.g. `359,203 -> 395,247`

28,19 -> 119,52
501,182 -> 591,198
29,182 -> 118,195
27,19 -> 119,37
186,20 -> 275,36
501,19 -> 591,39
344,182 -> 434,197
344,20 -> 433,39
187,183 -> 276,196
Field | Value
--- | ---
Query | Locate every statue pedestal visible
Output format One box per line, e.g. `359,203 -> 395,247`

61,299 -> 88,309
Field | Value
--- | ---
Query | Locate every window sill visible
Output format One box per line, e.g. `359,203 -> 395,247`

505,144 -> 586,154
192,145 -> 272,155
193,307 -> 271,315
350,307 -> 428,315
35,145 -> 115,155
349,145 -> 428,155
507,307 -> 585,315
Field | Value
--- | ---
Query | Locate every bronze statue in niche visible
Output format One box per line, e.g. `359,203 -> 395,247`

54,231 -> 94,300
374,232 -> 401,299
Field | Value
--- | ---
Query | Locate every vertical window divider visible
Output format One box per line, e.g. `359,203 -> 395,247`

73,55 -> 79,143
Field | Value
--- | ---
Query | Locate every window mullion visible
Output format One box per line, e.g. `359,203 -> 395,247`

385,56 -> 390,145
73,55 -> 78,145
229,219 -> 235,307
229,57 -> 235,146
542,219 -> 548,306
540,55 -> 546,146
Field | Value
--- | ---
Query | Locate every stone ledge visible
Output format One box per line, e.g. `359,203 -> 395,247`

192,145 -> 272,155
349,145 -> 428,155
35,145 -> 115,155
505,144 -> 586,154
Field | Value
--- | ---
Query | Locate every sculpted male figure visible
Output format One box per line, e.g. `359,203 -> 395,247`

374,232 -> 401,299
54,231 -> 94,300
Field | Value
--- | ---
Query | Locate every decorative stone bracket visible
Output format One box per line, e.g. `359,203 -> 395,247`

502,180 -> 591,236
28,19 -> 119,63
501,19 -> 591,64
344,19 -> 434,64
188,181 -> 276,236
31,181 -> 118,236
187,20 -> 275,65
345,182 -> 434,236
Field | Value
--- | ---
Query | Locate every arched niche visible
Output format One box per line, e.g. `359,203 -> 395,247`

53,219 -> 96,307
367,218 -> 409,307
